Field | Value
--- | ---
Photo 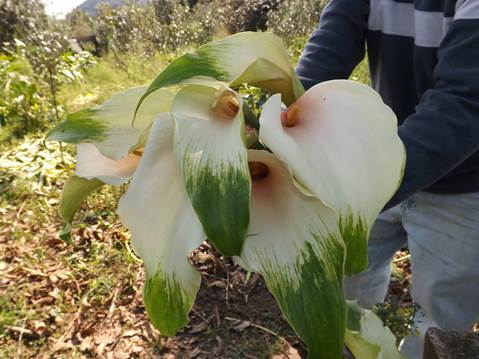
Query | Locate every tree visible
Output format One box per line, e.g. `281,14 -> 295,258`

66,9 -> 94,38
0,0 -> 48,48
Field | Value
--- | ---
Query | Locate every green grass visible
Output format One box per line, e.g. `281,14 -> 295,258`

0,130 -> 141,357
59,52 -> 174,113
350,57 -> 370,85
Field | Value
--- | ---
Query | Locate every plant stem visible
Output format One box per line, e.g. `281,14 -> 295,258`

242,102 -> 259,130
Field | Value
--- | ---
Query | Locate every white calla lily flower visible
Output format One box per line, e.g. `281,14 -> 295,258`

259,81 -> 405,275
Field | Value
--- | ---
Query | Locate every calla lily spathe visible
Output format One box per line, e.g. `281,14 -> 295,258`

117,115 -> 205,336
171,84 -> 251,256
259,81 -> 405,275
242,149 -> 346,358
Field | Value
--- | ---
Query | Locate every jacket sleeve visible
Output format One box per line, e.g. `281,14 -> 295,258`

295,0 -> 370,90
386,4 -> 479,208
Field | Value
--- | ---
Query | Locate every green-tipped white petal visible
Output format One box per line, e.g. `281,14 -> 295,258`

48,87 -> 174,160
138,32 -> 304,113
75,143 -> 141,185
240,150 -> 346,359
172,84 -> 250,256
58,176 -> 103,242
117,115 -> 204,336
259,82 -> 406,275
345,301 -> 405,359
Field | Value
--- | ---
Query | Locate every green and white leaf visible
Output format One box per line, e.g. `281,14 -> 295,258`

240,150 -> 346,359
345,301 -> 405,359
48,86 -> 174,160
58,175 -> 103,242
137,31 -> 304,114
172,84 -> 250,256
75,143 -> 141,185
117,115 -> 204,336
258,83 -> 406,275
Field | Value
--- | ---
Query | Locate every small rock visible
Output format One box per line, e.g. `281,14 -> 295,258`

424,327 -> 479,359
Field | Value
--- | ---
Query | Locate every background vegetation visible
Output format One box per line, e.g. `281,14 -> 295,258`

0,0 -> 412,357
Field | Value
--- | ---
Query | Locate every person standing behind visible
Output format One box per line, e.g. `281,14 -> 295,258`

296,1 -> 479,358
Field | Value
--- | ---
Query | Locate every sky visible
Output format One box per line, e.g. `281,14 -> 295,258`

41,0 -> 85,18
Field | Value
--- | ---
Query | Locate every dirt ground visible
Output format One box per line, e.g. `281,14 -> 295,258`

0,230 -> 412,359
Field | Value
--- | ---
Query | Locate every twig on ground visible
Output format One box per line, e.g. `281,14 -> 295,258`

400,274 -> 412,285
191,308 -> 208,322
393,254 -> 411,263
15,201 -> 26,220
13,319 -> 27,359
214,305 -> 221,326
58,302 -> 84,342
124,237 -> 143,264
225,316 -> 292,346
108,288 -> 120,319
225,265 -> 231,309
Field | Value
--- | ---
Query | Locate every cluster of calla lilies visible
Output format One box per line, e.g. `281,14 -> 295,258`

48,32 -> 406,359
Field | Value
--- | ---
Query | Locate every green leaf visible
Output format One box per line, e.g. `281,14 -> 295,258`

57,143 -> 141,241
345,301 -> 405,359
137,32 -> 304,117
117,115 -> 204,336
59,176 -> 103,242
258,83 -> 406,275
172,84 -> 250,256
48,86 -> 174,161
240,150 -> 346,359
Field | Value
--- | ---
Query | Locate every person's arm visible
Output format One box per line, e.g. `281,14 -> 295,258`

295,0 -> 370,90
386,1 -> 479,208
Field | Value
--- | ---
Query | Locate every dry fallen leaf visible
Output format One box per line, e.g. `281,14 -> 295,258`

234,320 -> 251,331
188,321 -> 209,334
207,280 -> 226,289
122,329 -> 141,338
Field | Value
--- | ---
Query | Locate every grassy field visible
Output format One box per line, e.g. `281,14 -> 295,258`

0,50 -> 412,358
